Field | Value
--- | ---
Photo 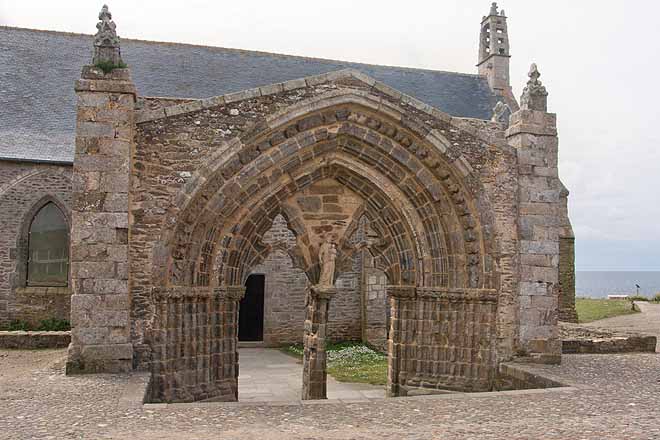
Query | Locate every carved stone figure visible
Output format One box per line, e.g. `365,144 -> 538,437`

318,237 -> 337,287
491,101 -> 511,126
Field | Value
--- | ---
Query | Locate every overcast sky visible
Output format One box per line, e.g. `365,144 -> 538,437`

1,0 -> 659,271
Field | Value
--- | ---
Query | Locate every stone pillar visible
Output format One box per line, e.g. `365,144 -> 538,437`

386,295 -> 402,397
301,285 -> 336,400
506,64 -> 561,364
385,286 -> 416,397
219,286 -> 245,402
66,64 -> 136,373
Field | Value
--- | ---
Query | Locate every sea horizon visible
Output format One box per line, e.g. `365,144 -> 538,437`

576,270 -> 660,298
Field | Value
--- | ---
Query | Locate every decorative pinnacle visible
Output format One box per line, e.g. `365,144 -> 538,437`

490,2 -> 499,16
92,4 -> 123,66
520,63 -> 548,112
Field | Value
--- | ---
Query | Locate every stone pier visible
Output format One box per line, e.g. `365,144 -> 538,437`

66,70 -> 136,373
506,64 -> 562,363
301,286 -> 336,400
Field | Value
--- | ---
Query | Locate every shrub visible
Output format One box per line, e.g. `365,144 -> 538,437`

284,344 -> 304,358
94,60 -> 127,74
7,320 -> 31,331
652,293 -> 660,303
36,318 -> 70,331
628,295 -> 649,301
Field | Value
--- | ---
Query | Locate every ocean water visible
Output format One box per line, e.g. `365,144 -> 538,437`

576,271 -> 660,298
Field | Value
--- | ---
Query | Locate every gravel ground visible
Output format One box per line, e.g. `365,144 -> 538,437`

1,349 -> 659,439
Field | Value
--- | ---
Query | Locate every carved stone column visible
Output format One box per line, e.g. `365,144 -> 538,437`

301,285 -> 336,400
214,286 -> 245,402
385,285 -> 416,397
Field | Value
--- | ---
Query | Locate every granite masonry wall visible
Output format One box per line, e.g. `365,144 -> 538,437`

0,160 -> 72,328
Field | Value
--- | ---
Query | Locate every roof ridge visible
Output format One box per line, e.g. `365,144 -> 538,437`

0,25 -> 485,80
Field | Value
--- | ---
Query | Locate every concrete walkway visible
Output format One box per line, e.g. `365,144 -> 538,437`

238,348 -> 385,402
583,301 -> 660,350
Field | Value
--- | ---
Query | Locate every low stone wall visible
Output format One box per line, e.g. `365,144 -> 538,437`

560,323 -> 656,354
12,287 -> 72,328
562,336 -> 656,354
497,363 -> 565,390
0,331 -> 70,349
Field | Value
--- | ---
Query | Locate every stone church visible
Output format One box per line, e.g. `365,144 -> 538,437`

0,3 -> 577,402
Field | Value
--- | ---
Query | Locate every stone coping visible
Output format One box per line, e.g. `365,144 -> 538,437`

134,69 -> 449,124
118,372 -> 152,409
142,386 -> 579,409
562,336 -> 656,354
138,363 -> 576,409
134,68 -> 505,149
560,322 -> 657,354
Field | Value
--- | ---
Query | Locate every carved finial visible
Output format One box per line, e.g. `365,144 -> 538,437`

500,9 -> 506,16
99,4 -> 112,21
491,101 -> 511,126
93,4 -> 123,66
528,63 -> 541,83
520,63 -> 548,111
490,2 -> 499,15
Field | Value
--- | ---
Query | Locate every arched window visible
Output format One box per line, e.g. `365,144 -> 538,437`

27,202 -> 69,286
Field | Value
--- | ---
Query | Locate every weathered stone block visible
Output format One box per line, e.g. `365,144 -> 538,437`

521,240 -> 558,255
80,343 -> 133,360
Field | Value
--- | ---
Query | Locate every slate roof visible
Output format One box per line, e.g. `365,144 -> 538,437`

0,26 -> 499,164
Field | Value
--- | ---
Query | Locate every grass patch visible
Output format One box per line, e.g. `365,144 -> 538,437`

576,298 -> 639,323
283,341 -> 387,385
36,318 -> 70,331
6,320 -> 31,331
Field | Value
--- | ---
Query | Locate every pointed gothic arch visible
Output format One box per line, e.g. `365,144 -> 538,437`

141,89 -> 504,402
15,195 -> 71,289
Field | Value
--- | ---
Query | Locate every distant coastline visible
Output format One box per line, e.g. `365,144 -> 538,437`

576,271 -> 660,298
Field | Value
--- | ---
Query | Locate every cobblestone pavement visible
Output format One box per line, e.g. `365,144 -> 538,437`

1,349 -> 659,439
584,301 -> 660,350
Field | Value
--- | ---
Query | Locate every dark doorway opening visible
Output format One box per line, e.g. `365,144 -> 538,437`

239,274 -> 265,341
